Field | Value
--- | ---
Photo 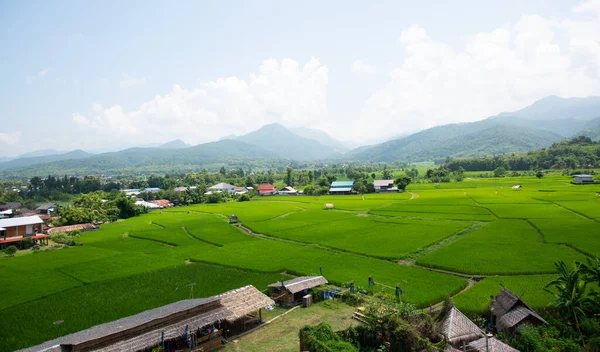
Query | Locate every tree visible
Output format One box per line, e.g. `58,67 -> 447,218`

382,165 -> 392,180
219,166 -> 226,176
395,176 -> 411,191
536,170 -> 544,179
286,167 -> 293,186
545,261 -> 596,333
579,257 -> 600,286
493,166 -> 506,177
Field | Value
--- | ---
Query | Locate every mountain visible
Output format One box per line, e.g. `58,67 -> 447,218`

290,127 -> 351,152
236,123 -> 339,160
0,150 -> 93,171
346,120 -> 563,162
348,95 -> 600,162
494,95 -> 600,121
19,149 -> 66,158
159,139 -> 189,149
0,140 -> 279,179
574,117 -> 600,141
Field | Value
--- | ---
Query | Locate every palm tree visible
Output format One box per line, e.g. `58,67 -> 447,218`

544,261 -> 596,335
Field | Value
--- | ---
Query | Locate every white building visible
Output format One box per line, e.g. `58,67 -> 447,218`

572,174 -> 594,184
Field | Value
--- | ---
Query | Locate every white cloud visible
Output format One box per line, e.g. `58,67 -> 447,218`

352,60 -> 376,73
0,131 -> 22,146
73,57 -> 329,147
356,0 -> 600,140
120,74 -> 147,88
38,67 -> 52,77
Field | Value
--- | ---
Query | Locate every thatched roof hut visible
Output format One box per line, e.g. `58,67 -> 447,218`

491,288 -> 547,332
20,285 -> 274,352
268,276 -> 328,294
438,306 -> 484,345
466,336 -> 519,352
218,285 -> 275,322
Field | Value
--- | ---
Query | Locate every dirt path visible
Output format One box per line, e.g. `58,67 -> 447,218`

408,192 -> 419,200
425,279 -> 477,313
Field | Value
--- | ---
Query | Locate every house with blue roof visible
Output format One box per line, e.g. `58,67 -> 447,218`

329,181 -> 354,195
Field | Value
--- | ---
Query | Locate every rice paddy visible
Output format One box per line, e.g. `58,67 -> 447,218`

2,176 -> 599,350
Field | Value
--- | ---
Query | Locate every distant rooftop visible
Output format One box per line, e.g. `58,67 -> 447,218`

331,181 -> 354,187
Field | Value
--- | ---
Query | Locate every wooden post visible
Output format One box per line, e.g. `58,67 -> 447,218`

259,309 -> 262,323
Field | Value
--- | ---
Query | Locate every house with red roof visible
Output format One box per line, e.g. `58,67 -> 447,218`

258,184 -> 277,196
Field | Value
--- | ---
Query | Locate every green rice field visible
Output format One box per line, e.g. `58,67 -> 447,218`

2,175 -> 599,350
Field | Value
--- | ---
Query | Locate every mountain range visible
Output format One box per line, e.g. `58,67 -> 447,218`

1,95 -> 599,178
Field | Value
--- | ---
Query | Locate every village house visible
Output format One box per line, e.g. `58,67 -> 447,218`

572,174 -> 595,184
374,179 -> 399,193
0,215 -> 48,249
258,184 -> 277,196
174,186 -> 188,192
143,187 -> 161,193
0,202 -> 21,212
268,276 -> 328,306
36,203 -> 56,215
438,305 -> 517,352
208,182 -> 236,194
122,189 -> 140,196
329,181 -> 354,195
234,186 -> 249,195
278,186 -> 298,195
21,285 -> 274,352
149,200 -> 174,208
491,288 -> 547,332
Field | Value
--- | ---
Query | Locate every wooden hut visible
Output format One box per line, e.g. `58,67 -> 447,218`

268,276 -> 328,306
20,285 -> 274,352
228,214 -> 239,224
437,306 -> 484,348
466,335 -> 519,352
491,288 -> 547,332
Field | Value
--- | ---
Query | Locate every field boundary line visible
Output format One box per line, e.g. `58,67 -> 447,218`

558,243 -> 596,258
539,199 -> 600,223
464,192 -> 480,205
524,219 -> 545,243
149,221 -> 165,229
55,268 -> 88,285
181,227 -> 222,247
403,222 -> 488,262
128,234 -> 178,247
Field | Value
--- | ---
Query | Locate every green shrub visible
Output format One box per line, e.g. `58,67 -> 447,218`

237,194 -> 250,202
3,245 -> 17,256
21,237 -> 34,249
50,232 -> 68,244
514,326 -> 545,352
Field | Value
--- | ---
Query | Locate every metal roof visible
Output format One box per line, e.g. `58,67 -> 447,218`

0,215 -> 44,228
573,174 -> 593,177
0,227 -> 5,231
329,187 -> 352,192
331,181 -> 354,187
374,180 -> 394,187
209,182 -> 236,190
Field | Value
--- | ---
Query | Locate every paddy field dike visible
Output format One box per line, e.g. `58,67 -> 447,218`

2,176 -> 599,350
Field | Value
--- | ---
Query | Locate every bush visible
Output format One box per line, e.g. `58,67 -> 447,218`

21,237 -> 34,249
50,233 -> 68,244
237,194 -> 250,202
3,245 -> 17,256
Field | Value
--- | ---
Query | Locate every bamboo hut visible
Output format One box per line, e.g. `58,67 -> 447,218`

268,276 -> 328,306
466,335 -> 519,352
491,288 -> 547,332
19,285 -> 274,352
437,306 -> 485,347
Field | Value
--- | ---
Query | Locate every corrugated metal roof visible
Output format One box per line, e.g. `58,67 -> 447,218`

573,174 -> 593,177
0,215 -> 44,228
329,187 -> 352,192
331,181 -> 354,187
0,227 -> 5,231
374,180 -> 394,187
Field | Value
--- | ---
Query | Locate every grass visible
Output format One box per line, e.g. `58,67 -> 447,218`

3,176 -> 600,350
222,300 -> 357,352
416,219 -> 589,275
0,262 -> 288,351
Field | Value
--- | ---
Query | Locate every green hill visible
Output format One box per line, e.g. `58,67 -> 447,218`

346,121 -> 563,162
0,140 -> 279,179
0,150 -> 92,171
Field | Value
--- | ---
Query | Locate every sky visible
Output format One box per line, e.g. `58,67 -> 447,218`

1,0 -> 600,157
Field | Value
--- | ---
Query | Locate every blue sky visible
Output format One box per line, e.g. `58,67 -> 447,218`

1,0 -> 599,156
